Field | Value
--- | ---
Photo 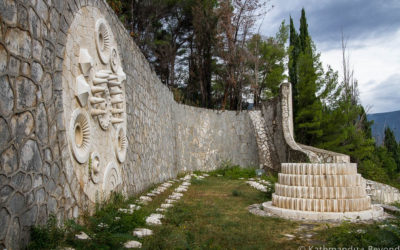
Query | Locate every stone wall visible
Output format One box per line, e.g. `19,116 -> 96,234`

261,82 -> 350,171
261,83 -> 309,171
365,179 -> 400,204
175,105 -> 259,172
0,1 -> 258,249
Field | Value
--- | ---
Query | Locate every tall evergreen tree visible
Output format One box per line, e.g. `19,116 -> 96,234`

288,16 -> 299,88
288,16 -> 300,121
384,127 -> 400,171
295,44 -> 323,144
299,8 -> 310,52
290,9 -> 323,144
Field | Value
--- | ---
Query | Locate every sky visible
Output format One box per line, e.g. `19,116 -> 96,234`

258,0 -> 400,114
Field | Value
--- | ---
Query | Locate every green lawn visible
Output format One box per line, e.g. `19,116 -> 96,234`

141,176 -> 307,249
28,170 -> 400,250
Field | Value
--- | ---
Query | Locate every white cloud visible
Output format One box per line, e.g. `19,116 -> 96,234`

259,0 -> 400,114
361,74 -> 400,114
320,29 -> 400,113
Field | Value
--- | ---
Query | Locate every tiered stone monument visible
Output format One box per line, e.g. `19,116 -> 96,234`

261,83 -> 384,221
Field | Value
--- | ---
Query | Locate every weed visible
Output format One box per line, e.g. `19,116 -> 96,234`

28,215 -> 66,250
231,189 -> 241,196
28,192 -> 148,249
316,217 -> 400,248
392,202 -> 400,209
164,202 -> 194,226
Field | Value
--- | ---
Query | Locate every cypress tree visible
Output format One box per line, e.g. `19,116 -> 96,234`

289,16 -> 300,120
384,127 -> 400,171
299,8 -> 310,52
289,16 -> 299,87
295,44 -> 323,144
292,8 -> 323,144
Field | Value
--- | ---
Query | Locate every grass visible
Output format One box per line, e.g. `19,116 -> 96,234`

28,181 -> 182,250
29,165 -> 400,249
208,162 -> 257,179
141,176 -> 303,249
315,218 -> 400,248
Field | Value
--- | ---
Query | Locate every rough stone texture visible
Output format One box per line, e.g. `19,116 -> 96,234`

365,179 -> 400,204
249,111 -> 274,170
15,76 -> 38,110
261,83 -> 350,171
0,76 -> 14,117
175,105 -> 259,172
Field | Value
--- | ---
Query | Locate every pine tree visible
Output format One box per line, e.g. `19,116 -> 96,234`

384,127 -> 400,171
359,106 -> 373,139
247,21 -> 288,105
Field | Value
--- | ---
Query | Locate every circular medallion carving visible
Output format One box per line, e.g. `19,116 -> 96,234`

70,108 -> 91,163
115,126 -> 127,163
90,152 -> 101,184
103,162 -> 122,195
95,19 -> 111,64
63,8 -> 128,202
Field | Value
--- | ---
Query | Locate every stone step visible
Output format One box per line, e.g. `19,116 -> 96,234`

275,184 -> 366,199
272,194 -> 371,212
281,163 -> 357,175
278,173 -> 362,187
381,204 -> 400,215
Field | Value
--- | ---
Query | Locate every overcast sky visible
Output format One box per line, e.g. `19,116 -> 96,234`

258,0 -> 400,114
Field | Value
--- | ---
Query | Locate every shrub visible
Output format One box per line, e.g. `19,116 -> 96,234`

29,192 -> 147,249
318,217 -> 400,248
28,215 -> 66,250
210,161 -> 257,179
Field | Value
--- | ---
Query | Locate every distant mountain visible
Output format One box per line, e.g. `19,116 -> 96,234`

367,110 -> 400,145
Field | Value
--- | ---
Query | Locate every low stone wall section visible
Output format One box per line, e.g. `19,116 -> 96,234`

174,105 -> 259,172
366,179 -> 400,204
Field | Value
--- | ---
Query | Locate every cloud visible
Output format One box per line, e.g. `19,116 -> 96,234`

261,0 -> 400,48
259,0 -> 400,114
361,74 -> 400,114
306,0 -> 400,46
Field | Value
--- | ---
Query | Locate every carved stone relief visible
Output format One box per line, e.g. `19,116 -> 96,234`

69,108 -> 92,163
103,162 -> 122,197
115,126 -> 127,163
62,9 -> 128,202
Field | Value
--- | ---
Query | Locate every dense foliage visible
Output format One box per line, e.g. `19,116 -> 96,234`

106,0 -> 286,110
317,216 -> 400,248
